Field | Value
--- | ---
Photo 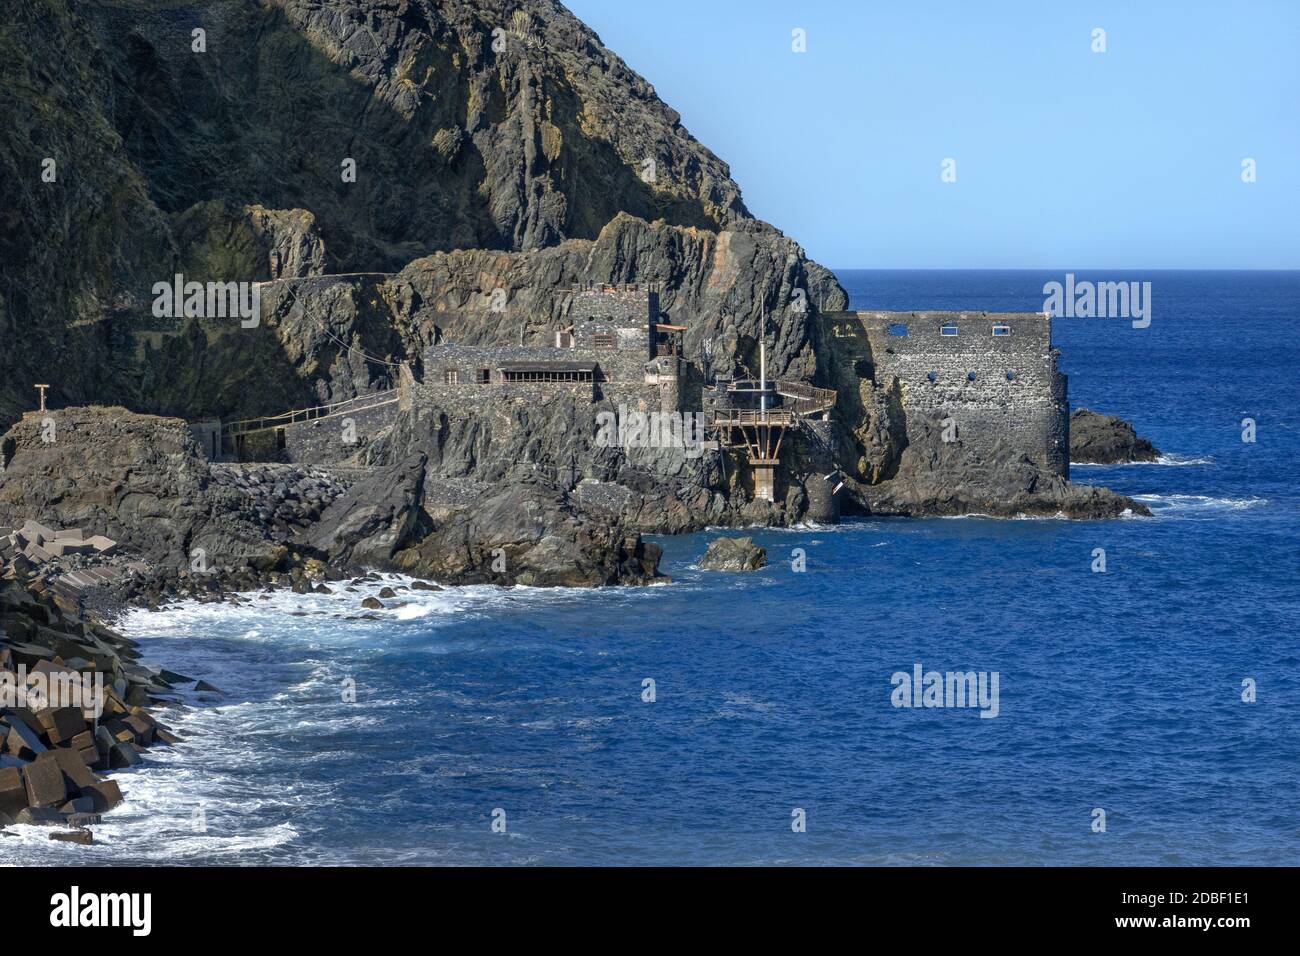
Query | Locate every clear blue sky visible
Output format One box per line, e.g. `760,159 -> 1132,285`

563,0 -> 1299,269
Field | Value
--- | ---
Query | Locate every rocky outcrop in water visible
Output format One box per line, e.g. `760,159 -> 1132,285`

1069,409 -> 1160,464
698,536 -> 767,571
0,408 -> 284,574
846,422 -> 1150,519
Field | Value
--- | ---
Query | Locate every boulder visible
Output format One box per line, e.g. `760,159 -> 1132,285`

306,454 -> 427,569
1069,409 -> 1161,464
698,536 -> 767,571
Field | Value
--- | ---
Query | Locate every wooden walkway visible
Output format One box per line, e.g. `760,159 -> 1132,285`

222,391 -> 400,438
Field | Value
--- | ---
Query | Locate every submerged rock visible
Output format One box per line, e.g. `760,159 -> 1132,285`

699,536 -> 767,571
1070,409 -> 1161,464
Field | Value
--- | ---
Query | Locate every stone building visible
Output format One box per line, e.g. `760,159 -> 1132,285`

822,310 -> 1069,477
417,282 -> 685,413
203,292 -> 1070,522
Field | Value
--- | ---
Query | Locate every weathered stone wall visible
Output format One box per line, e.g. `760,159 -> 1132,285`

569,285 -> 660,325
280,401 -> 402,465
825,311 -> 1069,476
411,380 -> 597,412
422,342 -> 649,386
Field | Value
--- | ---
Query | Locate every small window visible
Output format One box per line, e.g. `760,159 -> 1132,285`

476,368 -> 491,384
555,330 -> 573,348
992,325 -> 1011,336
941,325 -> 959,336
887,323 -> 909,337
967,371 -> 977,382
443,370 -> 459,385
926,371 -> 937,383
592,331 -> 616,349
1006,371 -> 1016,381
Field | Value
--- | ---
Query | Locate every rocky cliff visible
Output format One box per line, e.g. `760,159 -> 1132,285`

0,0 -> 1144,566
0,0 -> 843,427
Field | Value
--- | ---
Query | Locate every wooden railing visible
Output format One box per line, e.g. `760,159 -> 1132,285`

222,390 -> 399,436
775,379 -> 837,415
711,408 -> 798,427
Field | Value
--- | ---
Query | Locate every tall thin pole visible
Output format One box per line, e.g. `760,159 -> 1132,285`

759,311 -> 767,421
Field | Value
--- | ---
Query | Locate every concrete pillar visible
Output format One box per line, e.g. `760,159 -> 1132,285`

800,420 -> 840,524
753,461 -> 777,502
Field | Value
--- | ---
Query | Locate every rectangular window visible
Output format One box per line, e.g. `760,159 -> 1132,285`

443,370 -> 459,385
592,332 -> 615,349
940,325 -> 959,336
477,368 -> 491,384
992,325 -> 1011,336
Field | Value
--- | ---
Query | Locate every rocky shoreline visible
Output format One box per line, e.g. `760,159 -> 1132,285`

1,560 -> 190,844
0,401 -> 1166,614
0,403 -> 1165,839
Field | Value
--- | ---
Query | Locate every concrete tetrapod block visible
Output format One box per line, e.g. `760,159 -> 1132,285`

5,716 -> 47,759
22,752 -> 68,807
0,766 -> 28,816
16,806 -> 67,826
36,707 -> 86,745
80,778 -> 123,813
86,536 -> 117,556
52,747 -> 99,791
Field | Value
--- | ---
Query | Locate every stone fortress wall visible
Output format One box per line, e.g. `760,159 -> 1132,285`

213,292 -> 1068,499
823,310 -> 1069,477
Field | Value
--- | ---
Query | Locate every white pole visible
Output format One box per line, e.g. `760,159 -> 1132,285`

759,313 -> 767,420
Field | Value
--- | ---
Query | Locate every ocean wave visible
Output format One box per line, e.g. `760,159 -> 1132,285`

1073,454 -> 1214,467
1133,493 -> 1267,514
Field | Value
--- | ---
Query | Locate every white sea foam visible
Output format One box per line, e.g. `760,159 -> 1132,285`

1133,493 -> 1267,514
1073,453 -> 1213,467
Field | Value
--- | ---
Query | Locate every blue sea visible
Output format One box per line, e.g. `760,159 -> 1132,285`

9,271 -> 1298,866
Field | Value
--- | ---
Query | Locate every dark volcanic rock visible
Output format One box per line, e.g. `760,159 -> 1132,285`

0,0 -> 844,427
698,536 -> 767,571
847,423 -> 1151,519
391,478 -> 665,587
0,407 -> 286,573
1070,409 -> 1161,464
306,455 -> 427,569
